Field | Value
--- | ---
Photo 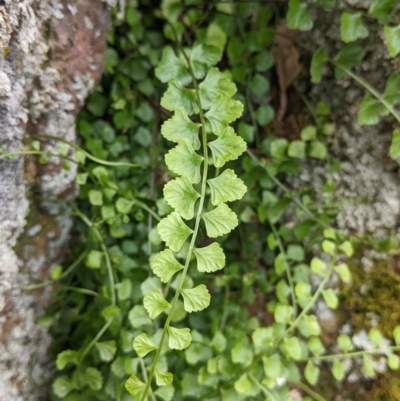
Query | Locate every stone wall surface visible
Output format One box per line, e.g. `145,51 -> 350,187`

0,1 -> 110,399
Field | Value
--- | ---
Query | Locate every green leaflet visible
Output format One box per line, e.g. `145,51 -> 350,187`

157,212 -> 193,252
151,249 -> 184,283
199,68 -> 237,109
384,25 -> 400,57
202,203 -> 239,238
155,368 -> 173,386
208,127 -> 247,168
56,350 -> 79,370
95,341 -> 117,362
369,0 -> 396,22
164,176 -> 201,219
310,47 -> 328,84
161,107 -> 201,150
193,243 -> 226,272
390,129 -> 400,159
168,326 -> 192,350
144,289 -> 171,319
287,0 -> 313,31
181,285 -> 211,312
165,139 -> 203,184
133,333 -> 158,357
155,46 -> 191,85
340,12 -> 368,43
161,79 -> 199,115
333,43 -> 365,79
189,43 -> 223,79
205,96 -> 243,134
125,375 -> 145,396
358,94 -> 385,125
207,169 -> 247,206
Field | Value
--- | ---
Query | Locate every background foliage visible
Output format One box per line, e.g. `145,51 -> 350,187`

27,0 -> 400,400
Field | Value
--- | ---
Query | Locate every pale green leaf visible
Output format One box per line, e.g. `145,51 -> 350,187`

154,385 -> 175,401
89,189 -> 103,206
308,336 -> 326,356
270,138 -> 288,159
394,326 -> 400,345
161,79 -> 199,115
334,43 -> 365,79
390,129 -> 400,159
83,367 -> 103,390
199,68 -> 237,109
133,333 -> 158,357
205,97 -> 243,134
388,353 -> 400,370
125,375 -> 145,396
205,23 -> 227,51
161,108 -> 201,150
368,328 -> 384,347
95,341 -> 117,362
337,334 -> 354,352
340,12 -> 368,43
85,250 -> 102,269
208,127 -> 247,168
164,176 -> 200,219
116,278 -> 132,301
165,139 -> 203,183
309,141 -> 327,159
363,354 -> 375,377
53,376 -> 74,398
181,284 -> 211,313
385,25 -> 400,57
334,263 -> 352,283
281,336 -> 304,360
262,353 -> 282,380
168,326 -> 192,350
143,289 -> 171,319
304,360 -> 320,385
288,140 -> 306,158
358,94 -> 383,125
151,249 -> 184,283
369,0 -> 397,22
311,257 -> 327,276
190,43 -> 223,79
202,203 -> 239,237
207,169 -> 247,206
322,239 -> 336,255
234,373 -> 252,394
155,368 -> 173,386
287,0 -> 313,31
304,315 -> 321,336
310,47 -> 328,83
274,304 -> 294,323
339,241 -> 354,257
157,212 -> 193,252
322,289 -> 339,309
56,350 -> 79,370
155,46 -> 191,85
161,0 -> 182,22
382,74 -> 400,106
193,242 -> 225,273
116,197 -> 134,214
332,359 -> 345,381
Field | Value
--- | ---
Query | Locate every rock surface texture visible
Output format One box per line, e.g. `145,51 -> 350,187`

0,1 -> 110,399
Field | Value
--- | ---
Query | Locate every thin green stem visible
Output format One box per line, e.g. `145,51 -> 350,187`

282,254 -> 336,338
58,286 -> 99,297
17,250 -> 87,290
32,134 -> 145,168
139,359 -> 157,401
79,318 -> 114,363
72,206 -> 116,306
133,198 -> 161,221
269,222 -> 297,317
139,36 -> 210,400
248,373 -> 277,401
292,380 -> 327,401
338,66 -> 400,124
308,345 -> 400,362
0,150 -> 77,165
